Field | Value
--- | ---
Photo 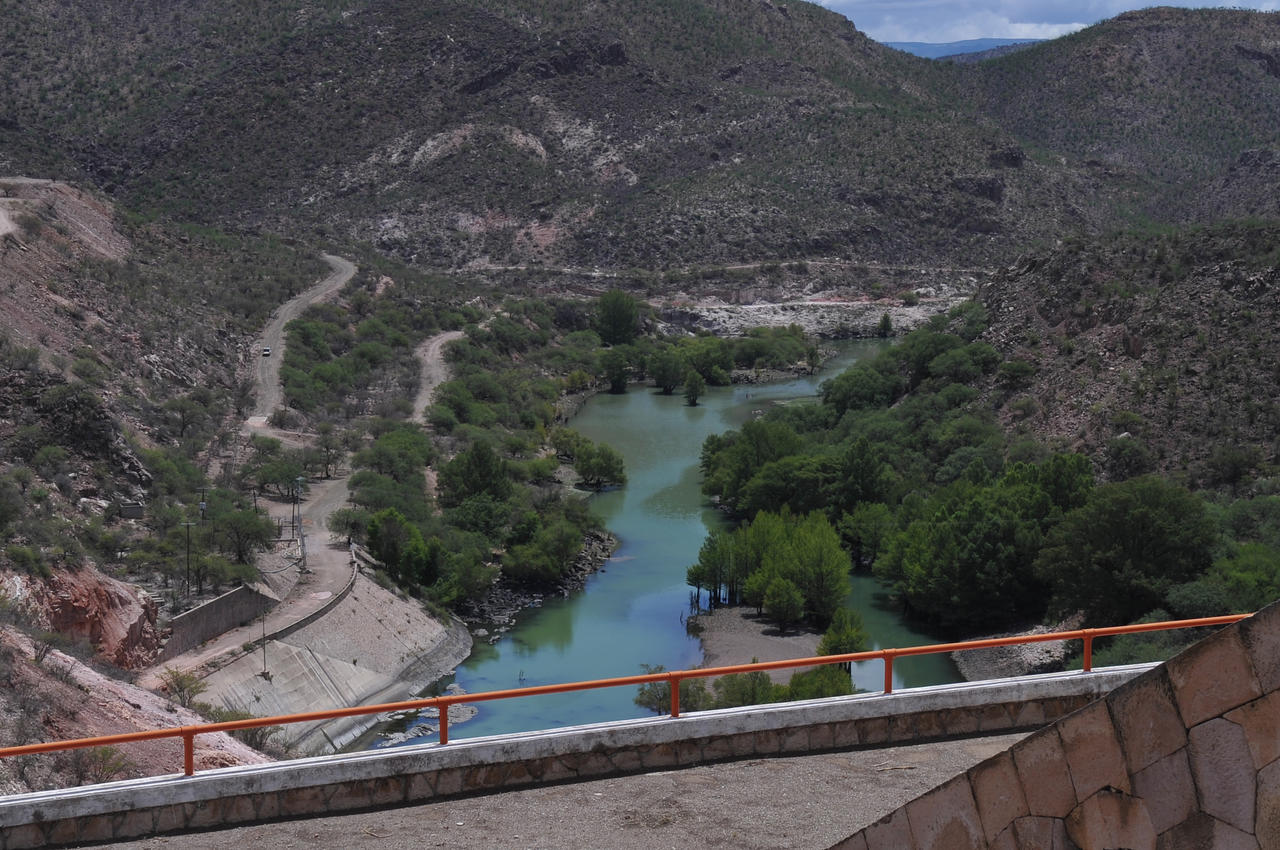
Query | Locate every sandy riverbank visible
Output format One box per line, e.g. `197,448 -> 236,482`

693,606 -> 822,685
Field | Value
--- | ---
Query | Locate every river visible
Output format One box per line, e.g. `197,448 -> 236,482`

371,342 -> 959,748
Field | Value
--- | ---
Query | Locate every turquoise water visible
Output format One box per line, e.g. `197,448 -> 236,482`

375,342 -> 959,746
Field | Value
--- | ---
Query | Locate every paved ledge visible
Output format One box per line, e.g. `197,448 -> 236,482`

0,665 -> 1153,849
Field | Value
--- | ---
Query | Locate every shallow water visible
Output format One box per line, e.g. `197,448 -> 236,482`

373,341 -> 959,747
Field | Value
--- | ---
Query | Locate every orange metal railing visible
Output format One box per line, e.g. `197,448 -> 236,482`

0,613 -> 1249,780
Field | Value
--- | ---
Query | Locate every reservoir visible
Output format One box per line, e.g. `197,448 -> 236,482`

374,341 -> 960,747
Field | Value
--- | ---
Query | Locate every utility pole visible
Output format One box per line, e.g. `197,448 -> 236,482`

295,476 -> 308,572
181,521 -> 196,597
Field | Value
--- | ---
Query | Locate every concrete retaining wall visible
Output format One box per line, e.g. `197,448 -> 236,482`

831,601 -> 1280,849
0,666 -> 1150,849
156,585 -> 277,663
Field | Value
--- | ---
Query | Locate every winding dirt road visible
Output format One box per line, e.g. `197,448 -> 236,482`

251,253 -> 355,420
411,330 -> 465,422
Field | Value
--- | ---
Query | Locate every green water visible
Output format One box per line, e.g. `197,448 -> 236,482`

378,341 -> 959,747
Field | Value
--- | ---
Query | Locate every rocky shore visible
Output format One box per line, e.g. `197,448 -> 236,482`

948,616 -> 1084,682
458,530 -> 619,642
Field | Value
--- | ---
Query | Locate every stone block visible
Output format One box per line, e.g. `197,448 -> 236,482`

752,728 -> 782,755
780,724 -> 809,752
1109,669 -> 1188,774
944,707 -> 981,737
153,802 -> 195,833
977,703 -> 1013,732
989,826 -> 1019,850
577,751 -> 616,777
1166,628 -> 1262,728
1240,605 -> 1280,693
1131,749 -> 1196,835
63,815 -> 114,844
406,771 -> 436,801
366,776 -> 408,807
887,713 -> 917,742
970,751 -> 1029,844
1258,759 -> 1280,850
831,832 -> 869,850
279,783 -> 330,819
434,767 -> 465,797
115,808 -> 157,840
1156,812 -> 1259,850
638,742 -> 678,770
674,739 -> 702,766
1,823 -> 46,850
1011,816 -> 1074,850
904,775 -> 984,850
44,818 -> 88,847
252,792 -> 280,821
608,748 -> 644,773
320,781 -> 372,813
1226,691 -> 1280,770
863,806 -> 913,850
1012,728 -> 1077,818
700,735 -> 737,762
1188,718 -> 1256,833
1010,700 -> 1046,729
913,710 -> 946,741
831,720 -> 861,748
1058,701 -> 1131,801
1065,789 -> 1157,850
859,716 -> 889,746
809,722 -> 835,751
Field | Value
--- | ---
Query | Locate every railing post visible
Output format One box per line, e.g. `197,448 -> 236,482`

669,672 -> 681,718
439,704 -> 449,746
1082,630 -> 1094,673
181,729 -> 195,776
883,650 -> 895,695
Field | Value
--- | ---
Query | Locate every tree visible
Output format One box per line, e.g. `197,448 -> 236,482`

818,608 -> 868,657
327,506 -> 370,545
764,576 -> 805,633
789,513 -> 851,628
649,350 -> 686,394
211,509 -> 275,564
601,349 -> 629,394
597,290 -> 639,345
575,443 -> 627,490
1035,476 -> 1216,625
877,312 -> 893,338
438,441 -> 512,508
684,370 -> 706,406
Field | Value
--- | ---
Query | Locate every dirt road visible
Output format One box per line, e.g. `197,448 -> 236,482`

411,330 -> 465,422
251,254 -> 355,419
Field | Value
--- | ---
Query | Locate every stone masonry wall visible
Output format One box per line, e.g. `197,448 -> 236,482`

831,599 -> 1280,849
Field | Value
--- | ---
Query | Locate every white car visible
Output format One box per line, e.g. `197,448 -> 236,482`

261,347 -> 272,357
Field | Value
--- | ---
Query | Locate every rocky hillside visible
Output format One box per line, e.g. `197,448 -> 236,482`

955,7 -> 1280,221
7,2 -> 1275,273
975,221 -> 1280,482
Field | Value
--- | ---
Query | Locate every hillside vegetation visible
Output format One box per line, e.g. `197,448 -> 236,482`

4,3 -> 1276,273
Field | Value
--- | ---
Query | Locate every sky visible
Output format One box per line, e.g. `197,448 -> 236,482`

816,1 -> 1280,44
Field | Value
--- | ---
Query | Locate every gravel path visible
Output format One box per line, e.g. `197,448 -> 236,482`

412,330 -> 465,423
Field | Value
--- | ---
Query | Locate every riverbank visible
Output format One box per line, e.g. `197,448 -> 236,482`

948,615 -> 1083,682
458,530 -> 619,641
693,606 -> 822,685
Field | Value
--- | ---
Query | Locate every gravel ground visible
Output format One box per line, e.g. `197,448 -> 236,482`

94,732 -> 1025,850
695,606 -> 822,684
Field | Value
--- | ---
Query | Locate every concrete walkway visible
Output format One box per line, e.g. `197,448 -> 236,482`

84,732 -> 1026,850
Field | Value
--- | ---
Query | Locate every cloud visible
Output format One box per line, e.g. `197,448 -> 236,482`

819,1 -> 1280,43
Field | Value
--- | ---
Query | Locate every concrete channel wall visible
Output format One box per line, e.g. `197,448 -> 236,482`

830,599 -> 1280,849
156,585 -> 278,663
0,666 -> 1151,849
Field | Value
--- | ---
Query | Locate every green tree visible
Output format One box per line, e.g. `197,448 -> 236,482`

1035,476 -> 1217,625
438,442 -> 512,509
649,350 -> 686,394
764,576 -> 804,632
818,607 -> 868,656
684,370 -> 706,406
597,290 -> 639,345
575,443 -> 627,490
211,509 -> 275,564
601,349 -> 629,394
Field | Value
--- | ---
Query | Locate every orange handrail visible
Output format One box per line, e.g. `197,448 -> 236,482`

0,613 -> 1249,780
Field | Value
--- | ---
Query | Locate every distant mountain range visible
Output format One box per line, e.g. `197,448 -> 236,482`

884,38 -> 1043,59
1,3 -> 1277,274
